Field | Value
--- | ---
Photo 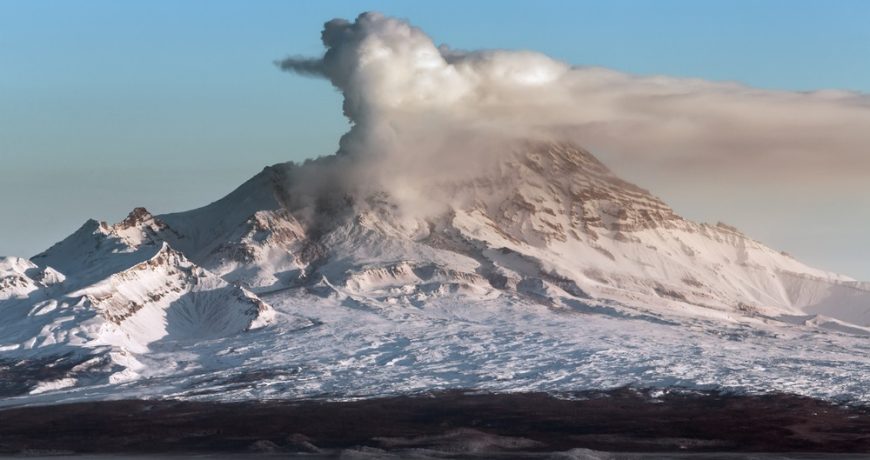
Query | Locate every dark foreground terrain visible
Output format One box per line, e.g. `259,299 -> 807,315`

1,389 -> 869,458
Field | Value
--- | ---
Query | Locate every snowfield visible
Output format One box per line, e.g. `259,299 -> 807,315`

2,142 -> 869,407
6,285 -> 870,407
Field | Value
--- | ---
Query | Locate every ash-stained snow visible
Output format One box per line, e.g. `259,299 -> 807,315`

2,142 -> 869,406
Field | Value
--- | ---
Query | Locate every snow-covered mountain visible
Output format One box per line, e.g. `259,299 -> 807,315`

1,213 -> 280,393
2,141 -> 869,405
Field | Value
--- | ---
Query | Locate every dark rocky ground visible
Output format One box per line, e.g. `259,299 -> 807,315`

1,389 -> 869,457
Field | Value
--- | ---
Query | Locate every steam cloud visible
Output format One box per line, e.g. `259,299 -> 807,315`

277,12 -> 870,220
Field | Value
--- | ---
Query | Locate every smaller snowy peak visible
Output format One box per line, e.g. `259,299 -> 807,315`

32,194 -> 309,293
5,242 -> 277,354
70,242 -> 276,348
0,256 -> 37,274
111,207 -> 181,247
31,207 -> 181,286
0,257 -> 65,301
0,241 -> 281,395
0,257 -> 41,300
120,206 -> 154,226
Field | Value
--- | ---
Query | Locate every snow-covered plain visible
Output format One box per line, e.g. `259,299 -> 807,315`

6,284 -> 870,407
2,142 -> 869,407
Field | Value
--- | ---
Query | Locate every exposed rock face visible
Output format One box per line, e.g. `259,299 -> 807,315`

451,142 -> 684,244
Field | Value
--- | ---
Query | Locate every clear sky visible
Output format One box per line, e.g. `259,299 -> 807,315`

1,1 -> 869,278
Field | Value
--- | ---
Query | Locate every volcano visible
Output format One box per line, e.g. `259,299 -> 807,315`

1,141 -> 869,406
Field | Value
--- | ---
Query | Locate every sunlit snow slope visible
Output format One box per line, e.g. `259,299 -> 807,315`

2,142 -> 869,405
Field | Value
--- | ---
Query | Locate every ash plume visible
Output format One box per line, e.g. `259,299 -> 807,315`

276,12 -> 870,221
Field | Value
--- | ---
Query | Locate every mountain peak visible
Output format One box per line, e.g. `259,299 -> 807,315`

119,207 -> 155,228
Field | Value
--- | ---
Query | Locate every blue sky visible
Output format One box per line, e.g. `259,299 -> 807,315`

1,1 -> 869,277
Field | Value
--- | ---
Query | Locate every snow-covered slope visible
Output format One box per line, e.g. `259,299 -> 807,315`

2,222 -> 279,391
2,140 -> 869,404
0,257 -> 64,301
140,141 -> 862,325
